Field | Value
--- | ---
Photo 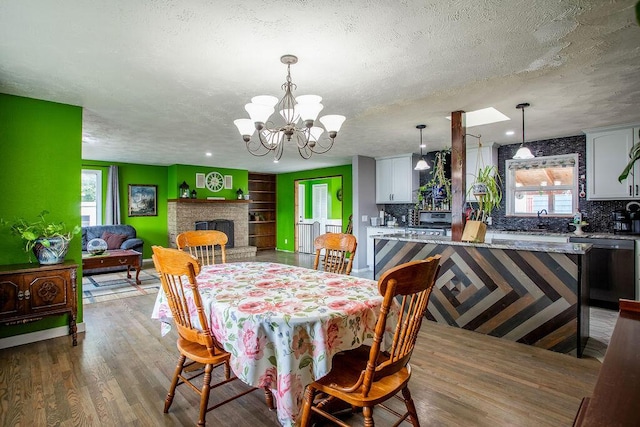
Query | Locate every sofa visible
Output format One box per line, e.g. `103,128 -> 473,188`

82,225 -> 144,274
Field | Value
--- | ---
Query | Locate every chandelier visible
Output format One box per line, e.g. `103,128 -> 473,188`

234,55 -> 346,162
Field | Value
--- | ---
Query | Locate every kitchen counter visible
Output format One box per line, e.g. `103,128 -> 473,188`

373,233 -> 590,357
491,229 -> 640,241
377,233 -> 591,254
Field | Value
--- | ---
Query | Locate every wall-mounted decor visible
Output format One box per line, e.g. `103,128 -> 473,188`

224,175 -> 233,189
195,173 -> 205,188
128,184 -> 157,217
205,171 -> 224,192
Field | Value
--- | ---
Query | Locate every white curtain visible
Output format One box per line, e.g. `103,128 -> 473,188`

105,165 -> 121,225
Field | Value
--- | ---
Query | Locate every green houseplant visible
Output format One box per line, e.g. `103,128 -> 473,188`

618,140 -> 640,183
1,210 -> 80,264
415,150 -> 451,210
463,165 -> 502,243
468,165 -> 503,223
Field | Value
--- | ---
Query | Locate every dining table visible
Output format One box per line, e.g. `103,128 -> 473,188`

151,261 -> 398,427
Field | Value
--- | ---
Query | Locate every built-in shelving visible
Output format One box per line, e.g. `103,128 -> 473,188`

248,173 -> 276,250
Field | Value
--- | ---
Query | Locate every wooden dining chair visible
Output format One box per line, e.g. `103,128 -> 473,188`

313,232 -> 357,275
298,255 -> 442,427
151,245 -> 272,426
176,230 -> 227,265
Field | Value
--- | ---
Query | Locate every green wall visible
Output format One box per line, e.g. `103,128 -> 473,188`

0,93 -> 83,338
82,160 -> 169,259
167,165 -> 248,200
276,165 -> 352,252
300,176 -> 343,220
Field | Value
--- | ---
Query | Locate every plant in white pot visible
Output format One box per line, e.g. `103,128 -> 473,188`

463,165 -> 503,242
1,210 -> 80,264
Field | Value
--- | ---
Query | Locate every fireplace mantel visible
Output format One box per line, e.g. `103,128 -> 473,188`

168,199 -> 250,204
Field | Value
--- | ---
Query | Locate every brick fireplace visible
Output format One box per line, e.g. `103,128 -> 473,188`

167,199 -> 256,260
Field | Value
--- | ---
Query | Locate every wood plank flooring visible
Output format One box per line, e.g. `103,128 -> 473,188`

0,251 -> 602,426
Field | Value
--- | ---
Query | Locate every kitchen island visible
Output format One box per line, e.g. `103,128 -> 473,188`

374,234 -> 592,356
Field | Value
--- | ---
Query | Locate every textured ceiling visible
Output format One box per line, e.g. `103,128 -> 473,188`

1,0 -> 639,173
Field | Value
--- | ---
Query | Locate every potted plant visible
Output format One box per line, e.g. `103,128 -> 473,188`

618,140 -> 640,183
463,165 -> 503,242
1,210 -> 80,264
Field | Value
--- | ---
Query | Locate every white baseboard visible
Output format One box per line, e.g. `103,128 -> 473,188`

0,322 -> 86,349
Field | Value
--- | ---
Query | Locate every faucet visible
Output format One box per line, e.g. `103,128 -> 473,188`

537,209 -> 549,229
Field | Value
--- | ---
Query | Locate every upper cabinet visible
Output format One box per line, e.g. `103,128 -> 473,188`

375,154 -> 419,204
466,142 -> 498,202
585,125 -> 640,200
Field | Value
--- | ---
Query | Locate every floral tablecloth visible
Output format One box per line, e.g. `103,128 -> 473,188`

151,262 -> 396,426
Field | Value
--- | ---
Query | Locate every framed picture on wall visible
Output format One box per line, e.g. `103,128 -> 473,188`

195,173 -> 206,188
224,175 -> 233,189
128,184 -> 158,217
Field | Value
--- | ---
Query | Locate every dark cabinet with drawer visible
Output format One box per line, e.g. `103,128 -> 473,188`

0,261 -> 78,345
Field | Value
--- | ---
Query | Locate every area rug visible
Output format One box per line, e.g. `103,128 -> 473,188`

82,268 -> 160,305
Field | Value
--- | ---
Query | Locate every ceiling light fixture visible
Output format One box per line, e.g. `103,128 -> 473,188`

512,102 -> 534,159
233,55 -> 346,162
414,124 -> 430,170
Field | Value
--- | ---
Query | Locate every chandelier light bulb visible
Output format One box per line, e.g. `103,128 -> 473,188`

245,103 -> 273,124
319,114 -> 346,133
234,119 -> 255,141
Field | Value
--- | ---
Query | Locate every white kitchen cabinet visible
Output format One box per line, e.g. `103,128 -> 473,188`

585,125 -> 640,200
366,226 -> 405,268
466,142 -> 498,202
375,154 -> 419,204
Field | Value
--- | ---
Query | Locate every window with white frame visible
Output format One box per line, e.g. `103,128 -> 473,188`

505,154 -> 578,216
81,169 -> 103,226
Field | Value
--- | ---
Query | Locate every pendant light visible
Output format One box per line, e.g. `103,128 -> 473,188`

414,124 -> 430,170
512,103 -> 534,159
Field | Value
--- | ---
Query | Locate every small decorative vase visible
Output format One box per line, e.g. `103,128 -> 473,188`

32,236 -> 70,265
432,185 -> 447,200
87,238 -> 108,255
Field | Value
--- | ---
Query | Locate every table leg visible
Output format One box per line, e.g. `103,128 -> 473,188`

134,264 -> 141,285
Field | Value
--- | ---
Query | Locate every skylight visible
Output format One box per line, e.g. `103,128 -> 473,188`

446,107 -> 510,127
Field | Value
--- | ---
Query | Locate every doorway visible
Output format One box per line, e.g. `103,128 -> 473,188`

294,176 -> 343,253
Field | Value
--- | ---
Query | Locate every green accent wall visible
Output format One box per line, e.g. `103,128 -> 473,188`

300,176 -> 343,220
167,165 -> 248,200
0,93 -> 83,338
81,160 -> 170,259
276,165 -> 352,252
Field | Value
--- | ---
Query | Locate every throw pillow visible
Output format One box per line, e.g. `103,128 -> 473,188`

101,231 -> 128,250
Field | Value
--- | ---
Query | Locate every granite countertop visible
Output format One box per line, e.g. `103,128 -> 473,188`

491,229 -> 640,241
375,233 -> 592,254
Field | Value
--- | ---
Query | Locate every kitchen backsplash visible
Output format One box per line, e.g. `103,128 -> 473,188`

379,135 -> 638,234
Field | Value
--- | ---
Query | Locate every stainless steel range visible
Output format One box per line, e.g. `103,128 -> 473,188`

407,211 -> 451,236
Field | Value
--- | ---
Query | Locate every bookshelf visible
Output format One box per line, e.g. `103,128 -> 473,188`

248,172 -> 276,250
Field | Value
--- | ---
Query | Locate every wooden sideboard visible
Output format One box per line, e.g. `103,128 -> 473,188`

0,261 -> 78,346
573,299 -> 640,426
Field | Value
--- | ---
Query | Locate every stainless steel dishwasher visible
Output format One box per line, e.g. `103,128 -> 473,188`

569,237 -> 635,310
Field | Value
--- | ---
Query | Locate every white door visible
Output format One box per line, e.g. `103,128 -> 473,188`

312,184 -> 328,234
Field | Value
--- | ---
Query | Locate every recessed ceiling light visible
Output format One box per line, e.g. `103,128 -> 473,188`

205,152 -> 212,156
505,130 -> 515,136
446,107 -> 510,127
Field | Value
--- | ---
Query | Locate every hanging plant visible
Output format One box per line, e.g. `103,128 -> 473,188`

427,150 -> 451,202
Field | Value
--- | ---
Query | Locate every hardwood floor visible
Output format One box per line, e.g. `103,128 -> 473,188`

0,251 -> 602,426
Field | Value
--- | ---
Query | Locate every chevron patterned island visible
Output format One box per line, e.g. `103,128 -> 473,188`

374,234 -> 592,357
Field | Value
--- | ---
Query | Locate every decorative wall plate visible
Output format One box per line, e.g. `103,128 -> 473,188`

205,171 -> 224,192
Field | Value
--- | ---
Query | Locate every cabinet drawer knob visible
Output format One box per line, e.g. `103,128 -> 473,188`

24,290 -> 30,300
18,290 -> 23,300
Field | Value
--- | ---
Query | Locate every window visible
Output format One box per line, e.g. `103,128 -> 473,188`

81,169 -> 102,226
505,154 -> 578,216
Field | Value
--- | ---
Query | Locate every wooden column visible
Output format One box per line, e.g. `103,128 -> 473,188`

450,111 -> 466,241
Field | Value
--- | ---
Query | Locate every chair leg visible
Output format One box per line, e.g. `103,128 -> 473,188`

363,406 -> 374,427
298,386 -> 317,427
401,386 -> 420,427
197,363 -> 214,427
165,354 -> 186,413
224,360 -> 231,380
263,388 -> 275,410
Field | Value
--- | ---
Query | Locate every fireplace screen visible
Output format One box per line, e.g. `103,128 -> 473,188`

195,219 -> 235,248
